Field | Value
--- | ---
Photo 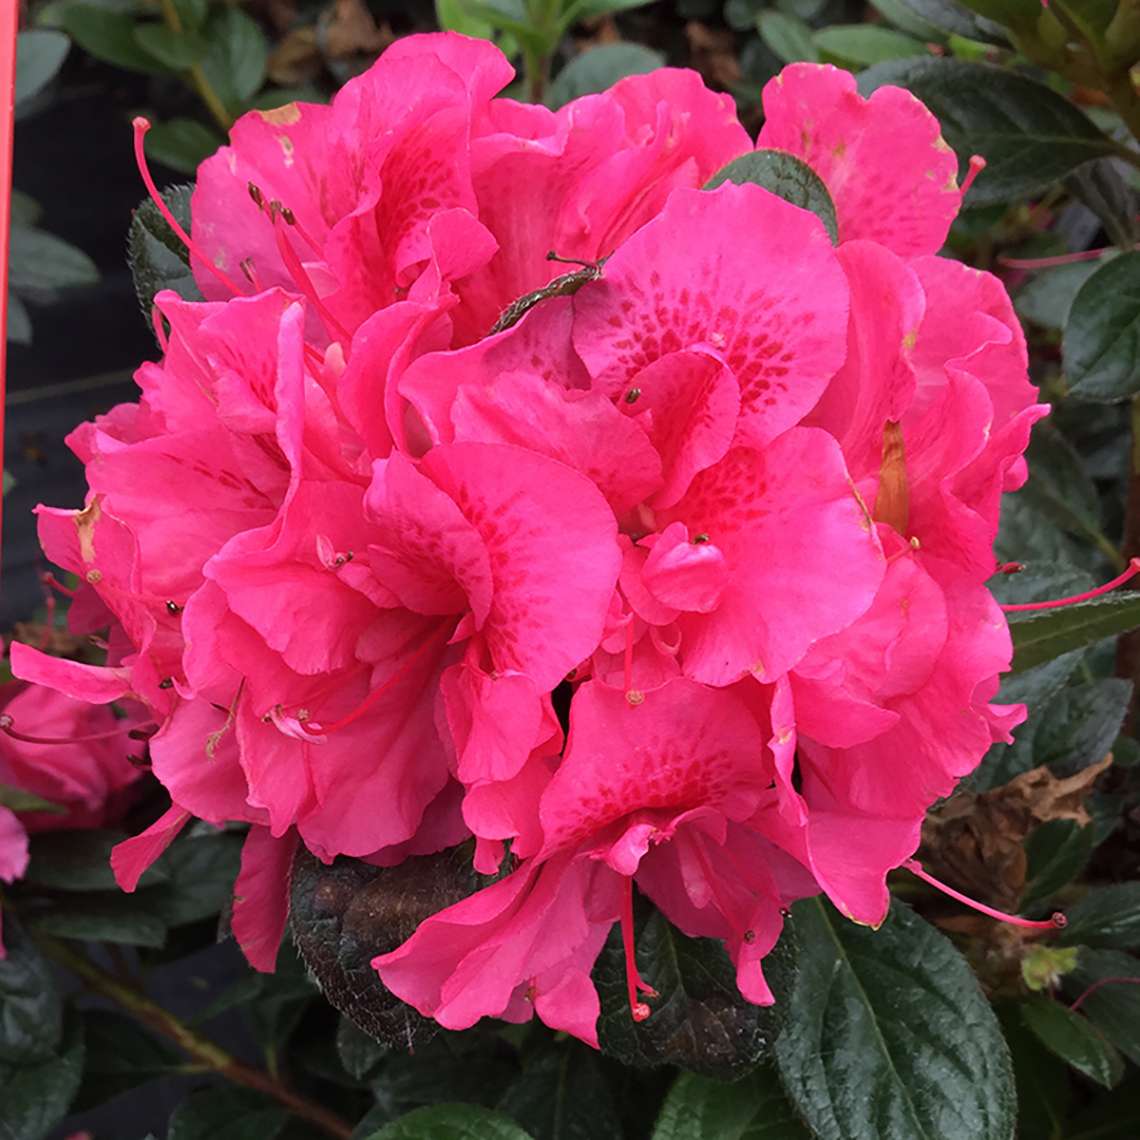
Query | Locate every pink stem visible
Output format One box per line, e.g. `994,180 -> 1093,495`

902,859 -> 1065,931
1001,559 -> 1140,612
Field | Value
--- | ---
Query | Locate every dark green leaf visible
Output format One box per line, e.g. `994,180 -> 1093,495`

8,225 -> 98,291
814,25 -> 926,66
1018,426 -> 1104,549
1015,258 -> 1103,332
1059,883 -> 1140,950
0,783 -> 65,814
1022,820 -> 1095,909
58,5 -> 173,74
651,1067 -> 810,1139
369,1032 -> 519,1124
9,191 -> 42,228
25,828 -> 167,891
0,920 -> 62,1064
1010,594 -> 1140,672
858,59 -> 1121,205
6,293 -> 32,345
362,1104 -> 534,1140
1063,252 -> 1140,403
595,903 -> 794,1079
337,1016 -> 387,1082
1020,996 -> 1123,1088
290,846 -> 479,1049
994,1002 -> 1071,1140
1065,1081 -> 1140,1140
200,7 -> 269,111
73,1011 -> 184,1111
775,898 -> 1015,1140
547,44 -> 665,109
172,0 -> 209,30
435,0 -> 498,38
1062,949 -> 1140,1065
867,0 -> 946,39
1066,161 -> 1139,251
757,12 -> 820,63
145,118 -> 223,175
704,151 -> 839,243
883,0 -> 1006,40
0,1018 -> 84,1140
167,1086 -> 288,1140
27,893 -> 168,948
499,1041 -> 622,1140
15,30 -> 69,106
1032,679 -> 1130,776
127,184 -> 204,314
134,22 -> 207,69
151,828 -> 243,926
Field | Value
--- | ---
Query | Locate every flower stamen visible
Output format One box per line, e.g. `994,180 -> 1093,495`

620,877 -> 656,1022
1000,558 -> 1140,612
903,858 -> 1065,931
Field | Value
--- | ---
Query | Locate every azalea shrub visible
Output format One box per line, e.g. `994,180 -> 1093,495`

4,3 -> 1140,1139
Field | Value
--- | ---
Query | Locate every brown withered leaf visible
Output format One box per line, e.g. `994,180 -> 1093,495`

684,22 -> 740,92
268,27 -> 321,87
921,755 -> 1112,912
321,0 -> 392,61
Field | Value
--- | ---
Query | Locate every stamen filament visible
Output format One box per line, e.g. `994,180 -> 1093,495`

269,210 -> 351,344
903,859 -> 1065,931
1001,559 -> 1140,612
132,118 -> 245,298
620,877 -> 652,1022
0,713 -> 156,747
960,155 -> 986,197
1069,975 -> 1140,1012
623,618 -> 635,696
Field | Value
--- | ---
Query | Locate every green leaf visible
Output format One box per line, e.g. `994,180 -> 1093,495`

651,1067 -> 810,1139
9,191 -> 41,227
1015,257 -> 1104,332
7,293 -> 32,345
1066,160 -> 1139,251
145,118 -> 224,175
0,920 -> 62,1064
0,784 -> 65,814
290,847 -> 479,1050
1029,678 -> 1130,777
882,0 -> 1006,40
858,59 -> 1121,206
1063,252 -> 1140,403
814,25 -> 926,66
0,1018 -> 84,1140
167,1086 -> 289,1140
127,184 -> 204,315
25,828 -> 167,891
15,30 -> 69,106
27,893 -> 168,948
1022,820 -> 1095,909
1010,594 -> 1140,672
436,0 -> 498,37
8,225 -> 98,292
58,4 -> 173,74
757,12 -> 820,63
151,828 -> 243,926
134,22 -> 207,69
595,903 -> 794,1078
72,1011 -> 184,1111
867,0 -> 947,40
994,1001 -> 1071,1140
200,7 -> 269,112
775,898 -> 1015,1140
547,43 -> 665,109
1020,996 -> 1123,1088
1059,883 -> 1140,950
337,1015 -> 387,1081
704,151 -> 839,243
1062,949 -> 1140,1065
498,1041 -> 622,1140
362,1104 -> 534,1140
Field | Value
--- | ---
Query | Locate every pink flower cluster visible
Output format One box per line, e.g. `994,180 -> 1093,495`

13,35 -> 1045,1043
0,673 -> 142,954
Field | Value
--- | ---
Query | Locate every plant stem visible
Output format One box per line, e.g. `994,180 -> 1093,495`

159,0 -> 233,134
1116,395 -> 1140,728
38,937 -> 353,1140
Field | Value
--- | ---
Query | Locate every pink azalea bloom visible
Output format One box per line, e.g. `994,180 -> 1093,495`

0,675 -> 143,956
757,63 -> 962,257
374,680 -> 816,1045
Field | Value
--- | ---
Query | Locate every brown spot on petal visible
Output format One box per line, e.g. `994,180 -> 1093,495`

257,103 -> 301,126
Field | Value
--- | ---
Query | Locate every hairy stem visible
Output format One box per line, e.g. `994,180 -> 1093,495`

39,937 -> 353,1139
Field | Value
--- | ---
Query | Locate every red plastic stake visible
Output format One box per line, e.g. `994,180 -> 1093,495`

0,2 -> 17,572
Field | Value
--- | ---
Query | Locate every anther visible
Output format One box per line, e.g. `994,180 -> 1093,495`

278,205 -> 296,226
247,182 -> 265,210
165,600 -> 183,615
159,677 -> 174,690
693,533 -> 710,545
743,929 -> 756,943
624,387 -> 641,405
